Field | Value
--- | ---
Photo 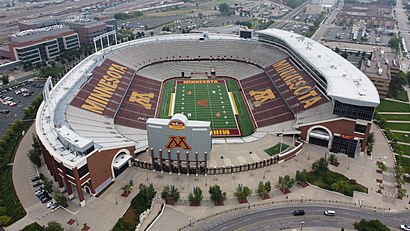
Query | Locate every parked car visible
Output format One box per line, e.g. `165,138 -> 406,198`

40,196 -> 52,203
293,210 -> 305,216
324,210 -> 335,216
401,224 -> 410,231
31,176 -> 40,182
37,191 -> 49,199
32,181 -> 42,187
46,200 -> 56,208
34,187 -> 44,195
49,202 -> 60,210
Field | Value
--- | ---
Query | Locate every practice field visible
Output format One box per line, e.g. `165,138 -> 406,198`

157,78 -> 255,137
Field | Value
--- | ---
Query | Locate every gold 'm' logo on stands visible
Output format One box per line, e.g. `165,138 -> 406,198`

165,136 -> 192,150
249,89 -> 276,107
129,91 -> 154,109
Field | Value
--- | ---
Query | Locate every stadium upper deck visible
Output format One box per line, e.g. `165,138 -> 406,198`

259,29 -> 380,108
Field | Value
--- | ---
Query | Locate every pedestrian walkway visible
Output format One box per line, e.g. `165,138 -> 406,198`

384,97 -> 410,104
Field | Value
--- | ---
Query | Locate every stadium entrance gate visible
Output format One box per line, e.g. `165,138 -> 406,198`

308,127 -> 330,148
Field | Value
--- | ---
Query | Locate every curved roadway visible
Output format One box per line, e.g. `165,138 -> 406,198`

190,205 -> 408,231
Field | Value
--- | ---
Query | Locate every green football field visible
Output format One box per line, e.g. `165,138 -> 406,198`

157,78 -> 255,137
173,79 -> 237,129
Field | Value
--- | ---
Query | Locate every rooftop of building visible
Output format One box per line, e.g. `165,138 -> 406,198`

259,28 -> 380,107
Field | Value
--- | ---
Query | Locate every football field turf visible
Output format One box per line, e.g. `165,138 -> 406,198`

173,79 -> 237,130
157,78 -> 255,137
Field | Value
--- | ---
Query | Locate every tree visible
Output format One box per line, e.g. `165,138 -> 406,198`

43,176 -> 54,193
161,185 -> 180,203
150,31 -> 154,37
397,188 -> 407,199
312,158 -> 329,176
329,153 -> 338,164
53,192 -> 67,207
234,185 -> 252,202
0,215 -> 11,226
121,184 -> 132,196
44,221 -> 64,231
366,132 -> 375,156
257,181 -> 272,197
353,219 -> 390,231
188,186 -> 203,205
27,149 -> 41,167
218,3 -> 234,16
277,175 -> 295,190
331,180 -> 352,195
1,74 -> 9,85
295,169 -> 308,183
388,37 -> 401,51
341,51 -> 348,59
209,184 -> 227,205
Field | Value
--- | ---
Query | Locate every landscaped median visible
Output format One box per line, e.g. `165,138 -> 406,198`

0,95 -> 43,226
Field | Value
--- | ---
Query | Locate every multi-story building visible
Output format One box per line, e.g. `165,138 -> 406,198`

335,4 -> 395,28
8,25 -> 80,64
18,16 -> 117,46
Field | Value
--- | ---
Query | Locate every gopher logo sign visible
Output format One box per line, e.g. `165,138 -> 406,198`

165,136 -> 192,150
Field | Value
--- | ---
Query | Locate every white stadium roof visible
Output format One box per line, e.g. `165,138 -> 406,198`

259,28 -> 380,108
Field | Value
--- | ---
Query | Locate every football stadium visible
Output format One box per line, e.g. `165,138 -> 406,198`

36,29 -> 379,206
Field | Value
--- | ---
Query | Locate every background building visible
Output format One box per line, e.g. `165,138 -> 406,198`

335,4 -> 395,28
7,25 -> 79,64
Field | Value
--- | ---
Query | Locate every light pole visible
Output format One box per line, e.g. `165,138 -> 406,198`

146,172 -> 149,181
300,221 -> 305,230
189,218 -> 192,227
75,217 -> 79,225
263,170 -> 266,179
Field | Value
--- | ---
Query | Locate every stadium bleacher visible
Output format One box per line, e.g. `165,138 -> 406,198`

114,75 -> 161,129
240,73 -> 294,128
137,61 -> 264,80
69,59 -> 135,118
109,40 -> 287,74
266,58 -> 329,114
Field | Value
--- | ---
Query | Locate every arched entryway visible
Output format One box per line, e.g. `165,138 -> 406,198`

111,149 -> 132,178
307,126 -> 332,148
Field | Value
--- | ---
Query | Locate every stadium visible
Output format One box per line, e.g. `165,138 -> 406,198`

36,28 -> 379,206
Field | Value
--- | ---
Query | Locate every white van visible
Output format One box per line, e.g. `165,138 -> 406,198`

324,210 -> 335,216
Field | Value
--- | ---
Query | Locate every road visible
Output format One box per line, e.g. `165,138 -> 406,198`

271,0 -> 311,29
190,205 -> 408,231
311,0 -> 344,41
395,0 -> 410,71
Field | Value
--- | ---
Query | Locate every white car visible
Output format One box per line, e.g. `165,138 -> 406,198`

324,210 -> 335,216
401,224 -> 410,231
46,200 -> 56,208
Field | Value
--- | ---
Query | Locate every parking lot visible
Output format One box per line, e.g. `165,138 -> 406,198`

0,79 -> 44,136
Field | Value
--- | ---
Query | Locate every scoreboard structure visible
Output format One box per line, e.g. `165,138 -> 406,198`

146,114 -> 212,175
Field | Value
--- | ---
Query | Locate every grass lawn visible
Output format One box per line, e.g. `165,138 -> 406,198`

396,90 -> 409,102
376,100 -> 410,112
307,170 -> 368,197
397,144 -> 410,156
386,122 -> 410,131
392,132 -> 410,143
380,114 -> 410,121
264,142 -> 289,156
395,155 -> 410,172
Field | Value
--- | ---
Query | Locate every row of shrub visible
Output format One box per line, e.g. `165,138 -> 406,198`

112,184 -> 156,231
0,95 -> 43,226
